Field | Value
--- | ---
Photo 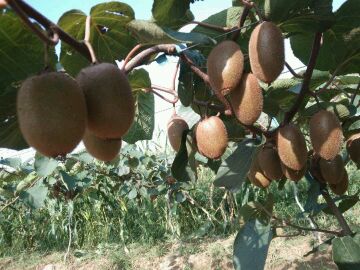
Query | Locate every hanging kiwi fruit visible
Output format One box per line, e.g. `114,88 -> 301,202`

281,162 -> 307,182
319,155 -> 345,185
17,72 -> 87,157
76,63 -> 135,139
257,143 -> 283,181
248,156 -> 271,188
249,21 -> 285,83
83,130 -> 122,162
167,113 -> 189,152
195,116 -> 228,159
346,133 -> 360,165
309,110 -> 343,161
329,170 -> 349,196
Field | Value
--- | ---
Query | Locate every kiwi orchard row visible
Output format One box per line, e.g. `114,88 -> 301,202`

167,21 -> 360,194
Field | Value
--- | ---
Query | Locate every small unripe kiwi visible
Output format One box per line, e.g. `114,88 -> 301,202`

257,144 -> 283,180
277,124 -> 307,171
309,110 -> 343,160
346,133 -> 360,165
229,73 -> 263,125
167,114 -> 189,152
195,116 -> 228,159
248,157 -> 271,188
207,40 -> 244,95
76,63 -> 135,139
329,170 -> 348,196
83,130 -> 122,162
17,72 -> 87,157
281,162 -> 307,182
319,155 -> 344,185
249,21 -> 284,83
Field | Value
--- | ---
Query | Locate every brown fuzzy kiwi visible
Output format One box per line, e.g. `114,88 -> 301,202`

0,1 -> 7,8
329,170 -> 349,196
83,130 -> 122,162
207,40 -> 244,95
248,157 -> 271,188
346,133 -> 360,164
276,124 -> 308,171
229,73 -> 263,125
17,72 -> 87,157
76,63 -> 135,139
309,110 -> 343,160
167,114 -> 189,152
319,155 -> 344,185
195,116 -> 228,159
257,144 -> 283,180
281,162 -> 307,182
249,21 -> 284,83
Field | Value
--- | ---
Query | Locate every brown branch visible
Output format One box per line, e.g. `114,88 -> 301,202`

179,53 -> 209,84
152,85 -> 176,95
172,60 -> 180,91
124,44 -> 177,73
122,44 -> 144,71
241,0 -> 265,21
232,6 -> 251,41
283,32 -> 322,124
187,21 -> 235,32
321,188 -> 352,236
149,88 -> 178,104
193,98 -> 225,113
84,16 -> 97,64
10,0 -> 91,61
285,62 -> 304,79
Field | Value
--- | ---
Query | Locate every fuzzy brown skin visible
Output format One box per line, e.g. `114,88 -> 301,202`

310,110 -> 343,161
276,124 -> 308,171
257,145 -> 283,180
76,63 -> 135,139
17,72 -> 87,157
281,162 -> 307,182
229,73 -> 263,125
346,133 -> 360,165
329,170 -> 349,196
207,40 -> 244,96
195,116 -> 228,159
249,21 -> 284,83
319,155 -> 345,185
83,130 -> 121,162
167,115 -> 189,152
248,157 -> 271,188
0,1 -> 7,9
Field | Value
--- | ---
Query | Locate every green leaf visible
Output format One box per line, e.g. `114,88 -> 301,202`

152,0 -> 192,29
239,195 -> 274,225
262,0 -> 312,23
0,157 -> 22,170
128,187 -> 138,200
175,191 -> 186,203
171,130 -> 196,182
16,172 -> 38,194
233,219 -> 273,270
58,2 -> 136,76
34,153 -> 58,177
323,195 -> 359,216
128,20 -> 215,45
60,170 -> 77,191
123,69 -> 154,144
332,236 -> 360,269
19,181 -> 48,209
214,139 -> 258,192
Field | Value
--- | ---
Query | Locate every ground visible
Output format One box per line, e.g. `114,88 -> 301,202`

0,233 -> 338,270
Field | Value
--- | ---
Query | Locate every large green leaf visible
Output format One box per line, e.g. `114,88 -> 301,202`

58,2 -> 136,76
290,0 -> 360,75
0,11 -> 56,150
214,139 -> 258,192
233,219 -> 273,270
34,153 -> 59,177
128,20 -> 215,45
152,0 -> 193,29
332,236 -> 360,269
123,69 -> 154,144
19,181 -> 48,209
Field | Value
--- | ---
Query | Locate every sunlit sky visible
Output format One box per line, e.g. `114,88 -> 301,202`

0,0 -> 347,160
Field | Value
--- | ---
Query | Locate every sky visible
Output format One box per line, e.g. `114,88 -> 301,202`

0,0 -> 347,160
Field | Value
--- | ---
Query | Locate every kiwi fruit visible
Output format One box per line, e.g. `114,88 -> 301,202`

207,40 -> 244,95
281,162 -> 307,182
195,116 -> 228,159
17,72 -> 87,157
248,157 -> 271,188
276,124 -> 307,171
167,114 -> 189,152
329,170 -> 348,196
249,21 -> 284,83
83,130 -> 121,162
0,1 -> 7,8
229,73 -> 263,125
257,144 -> 283,180
309,110 -> 343,160
76,63 -> 135,139
346,133 -> 360,165
319,155 -> 344,185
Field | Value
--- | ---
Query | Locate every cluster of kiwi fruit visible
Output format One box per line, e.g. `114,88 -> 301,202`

17,62 -> 135,162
